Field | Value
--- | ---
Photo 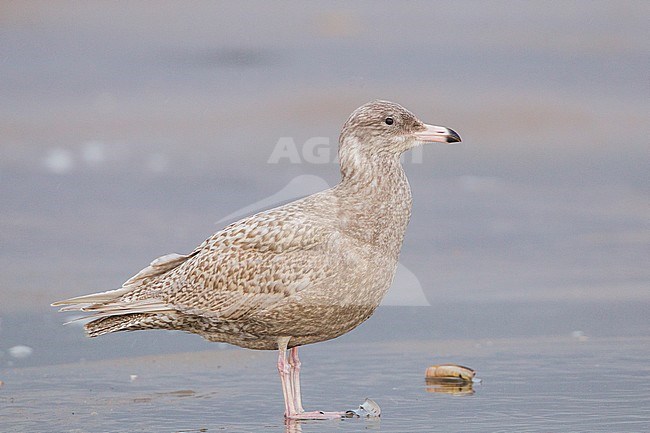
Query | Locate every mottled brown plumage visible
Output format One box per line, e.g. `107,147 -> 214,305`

53,100 -> 461,418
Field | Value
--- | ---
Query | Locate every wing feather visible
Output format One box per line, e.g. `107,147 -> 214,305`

54,193 -> 337,325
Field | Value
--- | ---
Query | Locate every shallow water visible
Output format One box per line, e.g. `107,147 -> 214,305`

2,303 -> 650,432
1,1 -> 649,432
3,335 -> 650,432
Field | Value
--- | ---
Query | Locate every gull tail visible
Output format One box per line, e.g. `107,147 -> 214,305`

52,290 -> 174,337
52,252 -> 195,337
51,287 -> 133,311
84,314 -> 152,338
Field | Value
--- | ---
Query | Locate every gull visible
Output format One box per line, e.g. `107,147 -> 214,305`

53,100 -> 461,419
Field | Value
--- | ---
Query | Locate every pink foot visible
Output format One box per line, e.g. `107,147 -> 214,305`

286,410 -> 346,420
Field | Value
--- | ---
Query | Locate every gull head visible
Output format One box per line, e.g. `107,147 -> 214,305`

339,100 -> 461,157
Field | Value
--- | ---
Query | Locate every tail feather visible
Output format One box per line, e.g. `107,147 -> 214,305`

51,287 -> 132,309
53,288 -> 175,340
55,295 -> 173,335
84,314 -> 149,337
53,250 -> 196,337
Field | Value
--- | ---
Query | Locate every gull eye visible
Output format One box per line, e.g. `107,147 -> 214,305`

385,117 -> 394,125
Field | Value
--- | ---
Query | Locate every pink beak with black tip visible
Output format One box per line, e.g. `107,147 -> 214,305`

414,123 -> 462,144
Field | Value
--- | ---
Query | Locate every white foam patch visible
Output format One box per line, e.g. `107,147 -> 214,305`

43,148 -> 74,174
8,345 -> 33,359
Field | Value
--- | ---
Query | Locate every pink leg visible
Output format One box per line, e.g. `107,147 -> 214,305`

277,338 -> 296,418
288,347 -> 305,413
280,342 -> 346,420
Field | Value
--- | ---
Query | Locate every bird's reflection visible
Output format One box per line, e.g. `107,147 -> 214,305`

284,419 -> 303,433
283,416 -> 381,433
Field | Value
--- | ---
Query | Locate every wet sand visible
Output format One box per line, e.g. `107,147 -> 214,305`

3,331 -> 649,432
2,303 -> 650,432
1,1 -> 648,432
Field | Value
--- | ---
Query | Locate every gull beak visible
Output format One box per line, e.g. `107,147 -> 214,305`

414,123 -> 462,144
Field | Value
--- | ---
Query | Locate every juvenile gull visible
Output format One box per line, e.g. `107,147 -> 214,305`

53,100 -> 461,419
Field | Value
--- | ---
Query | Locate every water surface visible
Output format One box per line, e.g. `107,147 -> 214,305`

1,1 -> 648,432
